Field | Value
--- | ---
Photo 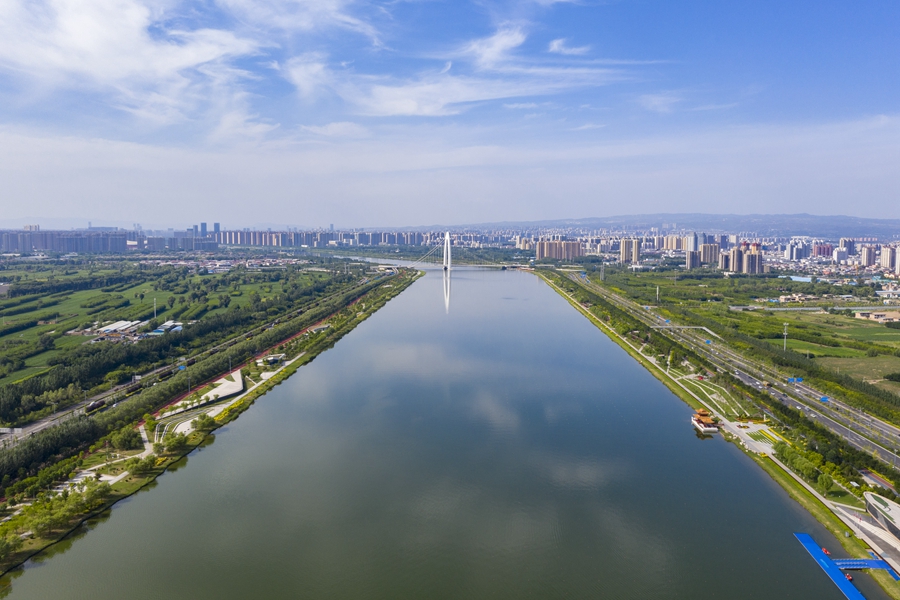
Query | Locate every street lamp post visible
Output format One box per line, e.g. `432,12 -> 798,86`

783,322 -> 789,352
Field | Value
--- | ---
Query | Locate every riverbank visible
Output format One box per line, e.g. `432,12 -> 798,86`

0,270 -> 422,578
535,270 -> 900,600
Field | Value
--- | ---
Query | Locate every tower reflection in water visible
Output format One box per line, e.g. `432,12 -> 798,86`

442,269 -> 451,314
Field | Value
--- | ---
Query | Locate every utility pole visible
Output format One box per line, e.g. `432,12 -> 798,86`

783,322 -> 789,352
656,286 -> 660,304
154,298 -> 157,319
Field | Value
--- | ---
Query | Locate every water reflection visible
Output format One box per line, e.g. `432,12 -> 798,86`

0,270 -> 890,600
443,269 -> 451,314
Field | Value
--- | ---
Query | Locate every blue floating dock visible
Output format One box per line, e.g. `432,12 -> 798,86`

794,533 -> 867,600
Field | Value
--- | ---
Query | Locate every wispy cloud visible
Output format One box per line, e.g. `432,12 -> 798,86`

285,53 -> 334,99
460,25 -> 527,69
548,38 -> 590,56
0,0 -> 260,122
638,93 -> 681,113
570,123 -> 605,131
281,27 -> 623,117
215,0 -> 381,42
691,102 -> 739,111
302,121 -> 369,137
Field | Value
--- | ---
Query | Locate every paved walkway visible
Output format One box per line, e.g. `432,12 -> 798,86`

162,370 -> 245,418
166,352 -> 307,437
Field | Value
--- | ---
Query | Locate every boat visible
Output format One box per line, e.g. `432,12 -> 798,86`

822,547 -> 830,555
845,573 -> 853,581
692,409 -> 719,434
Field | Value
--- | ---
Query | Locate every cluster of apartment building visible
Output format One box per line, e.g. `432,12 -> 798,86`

0,224 -> 510,255
4,221 -> 900,283
771,237 -> 900,278
612,233 -> 767,274
0,228 -> 129,254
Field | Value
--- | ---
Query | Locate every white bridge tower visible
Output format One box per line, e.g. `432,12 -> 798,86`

442,232 -> 451,271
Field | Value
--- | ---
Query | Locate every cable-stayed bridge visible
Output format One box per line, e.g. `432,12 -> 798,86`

406,232 -> 523,269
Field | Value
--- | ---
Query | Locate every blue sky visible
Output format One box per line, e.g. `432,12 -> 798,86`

0,0 -> 898,228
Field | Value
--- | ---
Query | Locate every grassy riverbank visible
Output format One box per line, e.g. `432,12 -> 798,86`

0,270 -> 421,577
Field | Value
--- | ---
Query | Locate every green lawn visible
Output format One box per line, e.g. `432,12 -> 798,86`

767,338 -> 867,358
818,356 -> 900,380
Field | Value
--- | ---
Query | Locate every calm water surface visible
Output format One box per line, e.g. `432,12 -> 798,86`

1,269 -> 888,599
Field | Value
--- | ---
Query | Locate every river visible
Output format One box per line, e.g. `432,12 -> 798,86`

0,269 -> 888,599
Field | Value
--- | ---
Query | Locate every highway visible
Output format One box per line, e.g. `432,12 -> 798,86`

569,273 -> 900,470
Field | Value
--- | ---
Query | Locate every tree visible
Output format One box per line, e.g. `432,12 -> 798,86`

191,414 -> 217,432
817,474 -> 834,497
167,296 -> 176,309
163,432 -> 188,454
126,455 -> 156,477
110,427 -> 142,450
0,533 -> 22,561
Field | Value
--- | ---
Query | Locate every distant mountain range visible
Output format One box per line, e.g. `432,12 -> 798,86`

432,214 -> 900,239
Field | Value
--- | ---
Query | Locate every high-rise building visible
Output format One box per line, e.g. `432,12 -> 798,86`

700,243 -> 719,264
861,246 -> 877,267
685,250 -> 701,270
535,240 -> 584,261
833,247 -> 849,264
784,239 -> 812,261
213,222 -> 221,234
683,232 -> 699,252
200,222 -> 207,237
742,247 -> 763,274
728,247 -> 743,273
880,246 -> 896,270
665,235 -> 682,250
717,252 -> 730,271
839,238 -> 856,255
620,238 -> 641,264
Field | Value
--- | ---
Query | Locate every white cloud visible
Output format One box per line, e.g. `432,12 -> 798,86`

302,121 -> 369,137
345,70 -> 615,116
214,0 -> 380,43
548,38 -> 590,56
285,53 -> 333,99
570,123 -> 605,131
638,92 -> 681,113
504,103 -> 538,109
280,26 -> 622,117
0,0 -> 258,122
460,25 -> 527,69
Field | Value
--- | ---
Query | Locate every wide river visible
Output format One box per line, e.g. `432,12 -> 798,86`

0,269 -> 889,599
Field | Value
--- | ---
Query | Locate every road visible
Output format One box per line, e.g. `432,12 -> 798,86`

569,272 -> 900,470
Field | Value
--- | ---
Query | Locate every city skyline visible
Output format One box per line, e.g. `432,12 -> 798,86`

1,1 -> 899,225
